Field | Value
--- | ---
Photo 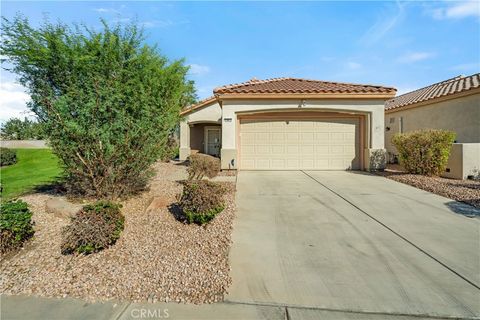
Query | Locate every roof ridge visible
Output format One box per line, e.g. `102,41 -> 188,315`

214,77 -> 288,92
214,77 -> 397,94
287,77 -> 397,90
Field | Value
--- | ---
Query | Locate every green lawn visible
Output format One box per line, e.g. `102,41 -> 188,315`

1,149 -> 63,199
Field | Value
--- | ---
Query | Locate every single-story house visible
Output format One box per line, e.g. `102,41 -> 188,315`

384,73 -> 480,179
180,77 -> 396,171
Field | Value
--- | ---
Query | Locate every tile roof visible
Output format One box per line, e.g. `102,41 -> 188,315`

180,96 -> 217,115
385,73 -> 480,111
214,77 -> 396,95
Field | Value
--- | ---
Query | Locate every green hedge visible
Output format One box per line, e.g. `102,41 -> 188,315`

0,148 -> 17,166
0,199 -> 35,254
392,129 -> 455,176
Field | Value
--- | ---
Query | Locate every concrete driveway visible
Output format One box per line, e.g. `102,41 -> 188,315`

227,171 -> 480,319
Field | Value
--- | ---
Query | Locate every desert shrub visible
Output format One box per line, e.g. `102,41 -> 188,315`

187,153 -> 220,180
179,180 -> 225,225
0,199 -> 35,254
0,148 -> 17,166
61,201 -> 124,254
1,17 -> 195,199
392,129 -> 456,176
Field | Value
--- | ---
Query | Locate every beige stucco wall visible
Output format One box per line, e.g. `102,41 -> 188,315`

180,98 -> 388,170
385,93 -> 480,154
221,99 -> 387,170
444,143 -> 480,179
184,102 -> 222,124
179,102 -> 222,160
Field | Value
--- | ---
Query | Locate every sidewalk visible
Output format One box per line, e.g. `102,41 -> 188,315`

1,295 -> 283,320
1,294 -> 471,320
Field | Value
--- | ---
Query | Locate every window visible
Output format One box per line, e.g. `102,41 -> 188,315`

389,117 -> 395,124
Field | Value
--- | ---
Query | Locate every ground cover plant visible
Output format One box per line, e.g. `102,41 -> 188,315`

61,201 -> 124,255
179,180 -> 225,225
0,199 -> 35,254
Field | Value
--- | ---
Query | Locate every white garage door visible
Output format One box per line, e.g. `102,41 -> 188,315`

240,118 -> 360,170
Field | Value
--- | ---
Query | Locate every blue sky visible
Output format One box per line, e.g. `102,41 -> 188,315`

1,1 -> 479,121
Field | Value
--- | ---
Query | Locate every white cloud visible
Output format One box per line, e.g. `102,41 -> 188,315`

189,64 -> 210,76
431,1 -> 480,19
111,17 -> 132,24
359,1 -> 406,46
397,51 -> 436,63
141,19 -> 189,29
93,8 -> 120,14
346,61 -> 362,70
0,82 -> 33,122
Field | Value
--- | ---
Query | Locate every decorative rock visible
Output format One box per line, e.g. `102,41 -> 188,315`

1,162 -> 236,304
45,197 -> 83,219
145,196 -> 170,214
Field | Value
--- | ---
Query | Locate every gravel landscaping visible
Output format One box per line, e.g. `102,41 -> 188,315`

378,165 -> 480,209
0,162 -> 236,304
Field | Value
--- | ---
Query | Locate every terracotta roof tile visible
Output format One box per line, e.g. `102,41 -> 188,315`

213,77 -> 396,95
385,73 -> 480,111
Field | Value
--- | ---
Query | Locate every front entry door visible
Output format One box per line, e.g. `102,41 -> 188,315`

205,127 -> 221,157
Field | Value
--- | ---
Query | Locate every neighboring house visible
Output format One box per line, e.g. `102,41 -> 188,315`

179,77 -> 396,171
385,73 -> 480,179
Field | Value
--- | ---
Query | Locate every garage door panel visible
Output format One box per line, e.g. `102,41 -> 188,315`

242,145 -> 256,155
241,159 -> 256,169
299,145 -> 314,154
285,132 -> 299,142
301,132 -> 315,141
240,118 -> 360,170
315,132 -> 329,140
331,132 -> 345,142
256,145 -> 270,155
242,132 -> 256,143
286,159 -> 299,169
271,132 -> 285,143
271,145 -> 285,154
286,145 -> 299,154
271,159 -> 286,169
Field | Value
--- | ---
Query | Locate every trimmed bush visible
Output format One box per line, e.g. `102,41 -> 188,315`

187,153 -> 220,180
0,148 -> 17,166
0,199 -> 35,254
392,129 -> 456,176
61,201 -> 124,255
179,180 -> 225,225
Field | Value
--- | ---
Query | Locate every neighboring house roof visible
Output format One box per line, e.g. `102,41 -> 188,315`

180,96 -> 217,116
214,77 -> 396,96
385,73 -> 480,111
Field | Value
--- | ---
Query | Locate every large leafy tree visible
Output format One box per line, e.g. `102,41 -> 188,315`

1,16 -> 195,198
1,117 -> 46,140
